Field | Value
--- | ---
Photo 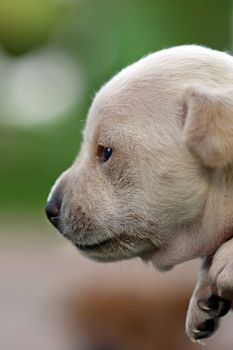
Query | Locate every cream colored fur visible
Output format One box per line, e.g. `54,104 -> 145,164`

47,45 -> 233,341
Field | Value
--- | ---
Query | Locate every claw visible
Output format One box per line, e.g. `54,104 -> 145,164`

193,329 -> 201,334
190,337 -> 197,343
190,334 -> 206,346
198,301 -> 211,311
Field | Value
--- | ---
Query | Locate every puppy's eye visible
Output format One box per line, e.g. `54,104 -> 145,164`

96,144 -> 113,162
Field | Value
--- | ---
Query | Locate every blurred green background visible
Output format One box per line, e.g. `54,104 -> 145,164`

1,0 -> 233,215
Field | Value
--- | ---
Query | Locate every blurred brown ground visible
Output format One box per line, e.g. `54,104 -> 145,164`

1,216 -> 233,350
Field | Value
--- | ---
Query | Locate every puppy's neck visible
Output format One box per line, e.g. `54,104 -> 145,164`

152,168 -> 233,271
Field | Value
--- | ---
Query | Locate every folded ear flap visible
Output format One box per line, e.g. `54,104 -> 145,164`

183,86 -> 233,168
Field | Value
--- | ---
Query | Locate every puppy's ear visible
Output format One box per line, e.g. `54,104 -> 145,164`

183,86 -> 233,168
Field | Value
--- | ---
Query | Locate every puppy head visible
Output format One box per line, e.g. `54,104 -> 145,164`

46,45 -> 233,269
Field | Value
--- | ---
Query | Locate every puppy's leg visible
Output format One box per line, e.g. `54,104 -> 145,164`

186,257 -> 231,343
209,238 -> 233,299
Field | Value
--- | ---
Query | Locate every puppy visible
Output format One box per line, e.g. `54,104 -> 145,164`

46,45 -> 233,341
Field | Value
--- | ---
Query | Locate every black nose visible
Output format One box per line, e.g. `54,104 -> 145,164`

45,198 -> 60,229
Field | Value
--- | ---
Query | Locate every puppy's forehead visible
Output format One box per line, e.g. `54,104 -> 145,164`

84,102 -> 140,147
83,84 -> 151,145
84,45 -> 233,143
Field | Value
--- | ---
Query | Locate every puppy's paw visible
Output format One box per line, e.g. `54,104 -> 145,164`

209,245 -> 233,299
186,288 -> 230,343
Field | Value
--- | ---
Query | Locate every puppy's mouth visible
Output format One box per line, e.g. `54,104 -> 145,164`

73,233 -> 156,262
75,238 -> 112,252
74,236 -> 128,262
